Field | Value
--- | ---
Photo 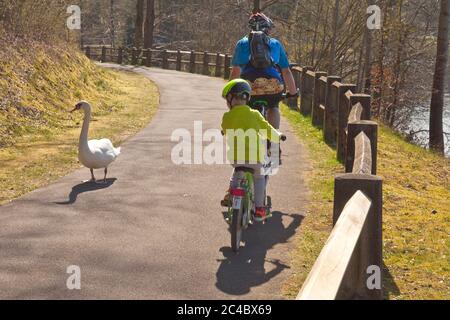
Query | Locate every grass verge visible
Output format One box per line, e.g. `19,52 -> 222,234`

280,104 -> 342,299
280,104 -> 449,300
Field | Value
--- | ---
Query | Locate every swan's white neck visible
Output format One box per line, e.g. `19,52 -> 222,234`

80,107 -> 92,148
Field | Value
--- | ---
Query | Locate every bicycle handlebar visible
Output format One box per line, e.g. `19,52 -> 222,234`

282,88 -> 300,99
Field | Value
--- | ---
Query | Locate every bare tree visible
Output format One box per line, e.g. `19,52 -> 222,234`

363,0 -> 374,94
429,0 -> 449,153
329,0 -> 340,74
144,0 -> 155,49
110,0 -> 116,48
134,0 -> 144,48
254,0 -> 261,13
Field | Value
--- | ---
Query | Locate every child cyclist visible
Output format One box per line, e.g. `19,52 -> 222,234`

221,79 -> 282,222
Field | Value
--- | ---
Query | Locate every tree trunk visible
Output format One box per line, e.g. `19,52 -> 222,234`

253,0 -> 261,13
329,0 -> 340,74
311,0 -> 323,67
144,0 -> 155,49
110,0 -> 115,48
356,30 -> 366,91
79,0 -> 84,49
388,0 -> 404,126
363,0 -> 374,94
375,1 -> 389,119
134,0 -> 145,48
430,0 -> 449,153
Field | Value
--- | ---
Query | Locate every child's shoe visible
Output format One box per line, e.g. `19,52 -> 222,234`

221,192 -> 231,207
254,207 -> 270,222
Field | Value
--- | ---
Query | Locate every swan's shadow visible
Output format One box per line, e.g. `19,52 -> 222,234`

55,178 -> 117,205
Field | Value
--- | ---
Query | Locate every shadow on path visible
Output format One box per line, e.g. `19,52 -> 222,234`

55,179 -> 117,205
215,211 -> 304,296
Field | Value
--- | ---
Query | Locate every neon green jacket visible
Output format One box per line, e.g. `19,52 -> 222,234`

221,105 -> 280,164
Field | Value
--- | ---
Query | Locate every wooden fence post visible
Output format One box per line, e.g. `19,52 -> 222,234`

300,66 -> 311,110
346,121 -> 378,175
145,49 -> 152,67
85,46 -> 91,59
189,50 -> 196,73
162,50 -> 169,69
138,48 -> 143,65
300,71 -> 315,115
202,52 -> 209,75
349,94 -> 372,120
131,48 -> 138,65
287,67 -> 301,110
215,53 -> 222,77
101,46 -> 107,62
337,84 -> 357,162
323,76 -> 342,145
333,174 -> 383,300
293,67 -> 301,91
176,50 -> 182,71
117,47 -> 123,64
312,72 -> 327,126
300,66 -> 312,94
224,54 -> 231,79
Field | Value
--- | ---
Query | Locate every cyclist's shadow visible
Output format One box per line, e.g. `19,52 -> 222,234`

215,211 -> 303,296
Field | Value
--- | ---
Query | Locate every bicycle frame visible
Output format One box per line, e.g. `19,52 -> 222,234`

227,171 -> 254,222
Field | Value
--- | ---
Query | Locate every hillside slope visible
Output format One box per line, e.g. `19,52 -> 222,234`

1,35 -> 117,147
0,35 -> 159,204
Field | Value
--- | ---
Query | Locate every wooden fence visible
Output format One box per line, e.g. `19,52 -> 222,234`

84,45 -> 383,300
84,46 -> 233,79
290,67 -> 383,300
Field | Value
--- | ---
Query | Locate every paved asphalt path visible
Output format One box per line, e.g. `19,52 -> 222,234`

0,65 -> 310,299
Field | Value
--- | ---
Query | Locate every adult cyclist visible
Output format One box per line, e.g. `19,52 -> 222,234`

230,12 -> 298,130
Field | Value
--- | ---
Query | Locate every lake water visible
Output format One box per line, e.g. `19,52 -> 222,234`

406,95 -> 450,157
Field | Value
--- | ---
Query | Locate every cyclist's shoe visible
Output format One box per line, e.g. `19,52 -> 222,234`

254,207 -> 271,222
221,193 -> 231,207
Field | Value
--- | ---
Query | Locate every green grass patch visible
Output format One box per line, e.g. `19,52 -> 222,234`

280,104 -> 450,300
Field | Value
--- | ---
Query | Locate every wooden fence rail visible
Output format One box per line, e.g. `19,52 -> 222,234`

84,46 -> 232,79
83,45 -> 384,300
297,191 -> 372,300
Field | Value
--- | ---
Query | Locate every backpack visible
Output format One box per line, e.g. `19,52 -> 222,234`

249,31 -> 273,69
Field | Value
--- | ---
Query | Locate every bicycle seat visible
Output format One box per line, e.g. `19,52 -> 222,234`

234,167 -> 255,174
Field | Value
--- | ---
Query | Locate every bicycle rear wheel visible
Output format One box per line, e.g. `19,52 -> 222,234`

231,198 -> 245,252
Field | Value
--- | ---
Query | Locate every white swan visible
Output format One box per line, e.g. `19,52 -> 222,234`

71,101 -> 121,183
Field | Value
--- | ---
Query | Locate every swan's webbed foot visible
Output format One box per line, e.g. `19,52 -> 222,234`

84,168 -> 97,184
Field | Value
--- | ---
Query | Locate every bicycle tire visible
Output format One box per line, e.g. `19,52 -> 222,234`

231,204 -> 244,252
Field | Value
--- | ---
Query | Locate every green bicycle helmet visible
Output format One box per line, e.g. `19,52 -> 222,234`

222,79 -> 252,101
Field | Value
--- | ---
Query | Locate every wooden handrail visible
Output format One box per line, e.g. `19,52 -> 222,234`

297,191 -> 372,300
